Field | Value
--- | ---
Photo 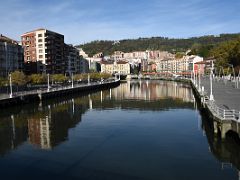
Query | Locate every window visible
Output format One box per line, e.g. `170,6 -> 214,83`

38,39 -> 43,42
39,44 -> 43,48
39,55 -> 43,59
38,34 -> 43,37
39,49 -> 43,53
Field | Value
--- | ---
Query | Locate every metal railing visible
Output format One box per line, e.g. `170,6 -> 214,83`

206,100 -> 240,121
0,79 -> 119,100
191,78 -> 240,122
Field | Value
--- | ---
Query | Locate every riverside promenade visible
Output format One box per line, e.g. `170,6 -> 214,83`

200,76 -> 240,111
0,79 -> 120,107
191,75 -> 240,138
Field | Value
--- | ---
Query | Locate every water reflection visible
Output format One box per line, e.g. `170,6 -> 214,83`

0,80 -> 194,154
114,80 -> 194,102
201,109 -> 240,172
0,80 -> 239,178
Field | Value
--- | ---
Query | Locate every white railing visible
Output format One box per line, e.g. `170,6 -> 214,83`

0,79 -> 119,100
191,78 -> 240,122
206,100 -> 239,121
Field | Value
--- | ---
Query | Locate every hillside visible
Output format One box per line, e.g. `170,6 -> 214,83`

76,33 -> 240,57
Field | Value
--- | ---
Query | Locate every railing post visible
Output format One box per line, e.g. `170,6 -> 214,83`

223,109 -> 225,119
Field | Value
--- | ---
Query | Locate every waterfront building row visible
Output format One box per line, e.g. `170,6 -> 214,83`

21,28 -> 89,75
0,29 -> 90,77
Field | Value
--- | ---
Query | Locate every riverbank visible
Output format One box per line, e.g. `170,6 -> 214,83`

0,80 -> 120,108
190,77 -> 240,139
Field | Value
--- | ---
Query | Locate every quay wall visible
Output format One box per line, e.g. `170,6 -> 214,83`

0,80 -> 120,108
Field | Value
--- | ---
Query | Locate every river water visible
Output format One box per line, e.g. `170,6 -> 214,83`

0,80 -> 239,180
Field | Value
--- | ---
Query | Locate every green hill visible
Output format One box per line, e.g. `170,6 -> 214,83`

76,33 -> 240,57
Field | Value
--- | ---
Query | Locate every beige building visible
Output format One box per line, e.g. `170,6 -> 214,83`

156,55 -> 203,75
101,60 -> 130,75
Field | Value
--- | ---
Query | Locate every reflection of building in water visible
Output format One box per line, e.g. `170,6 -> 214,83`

28,99 -> 88,149
113,80 -> 193,102
0,115 -> 28,156
28,116 -> 51,149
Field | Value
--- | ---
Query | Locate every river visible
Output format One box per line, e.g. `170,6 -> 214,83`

0,80 -> 239,180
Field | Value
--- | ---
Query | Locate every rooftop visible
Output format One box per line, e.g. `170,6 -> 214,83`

21,28 -> 63,36
0,34 -> 18,44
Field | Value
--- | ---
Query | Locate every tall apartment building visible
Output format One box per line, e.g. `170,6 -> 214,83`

64,44 -> 80,75
21,29 -> 65,74
0,34 -> 23,77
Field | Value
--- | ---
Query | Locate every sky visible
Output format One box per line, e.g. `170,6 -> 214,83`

1,0 -> 240,45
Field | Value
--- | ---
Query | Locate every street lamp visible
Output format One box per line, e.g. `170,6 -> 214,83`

198,69 -> 201,92
88,73 -> 90,85
47,74 -> 50,92
210,61 -> 214,101
229,64 -> 235,81
71,73 -> 74,88
9,73 -> 12,98
118,71 -> 120,80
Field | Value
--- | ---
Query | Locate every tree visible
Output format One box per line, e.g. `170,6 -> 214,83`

210,39 -> 239,68
52,74 -> 67,83
175,52 -> 184,59
0,77 -> 7,87
29,74 -> 47,84
11,71 -> 27,86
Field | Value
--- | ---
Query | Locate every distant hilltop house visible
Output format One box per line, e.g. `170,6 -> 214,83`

0,34 -> 23,77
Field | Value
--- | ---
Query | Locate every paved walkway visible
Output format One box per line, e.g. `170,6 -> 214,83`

199,76 -> 240,111
0,80 -> 118,101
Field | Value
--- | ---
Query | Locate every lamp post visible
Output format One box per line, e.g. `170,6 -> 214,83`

229,64 -> 235,82
71,73 -> 74,88
193,71 -> 195,85
9,73 -> 12,98
88,73 -> 90,85
210,61 -> 214,101
198,69 -> 201,92
118,71 -> 120,80
47,74 -> 50,92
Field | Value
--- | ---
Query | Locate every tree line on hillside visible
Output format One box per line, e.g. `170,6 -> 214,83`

76,33 -> 240,57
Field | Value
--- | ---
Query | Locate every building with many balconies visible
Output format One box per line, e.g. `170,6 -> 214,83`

21,28 -> 65,74
0,34 -> 23,77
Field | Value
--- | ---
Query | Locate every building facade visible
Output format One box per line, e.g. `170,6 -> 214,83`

101,60 -> 130,75
0,34 -> 23,77
156,55 -> 203,76
21,29 -> 65,74
64,44 -> 80,75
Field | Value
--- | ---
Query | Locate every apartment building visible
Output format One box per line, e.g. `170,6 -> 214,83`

21,28 -> 65,74
0,34 -> 23,77
65,44 -> 80,75
156,55 -> 204,76
101,60 -> 130,75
